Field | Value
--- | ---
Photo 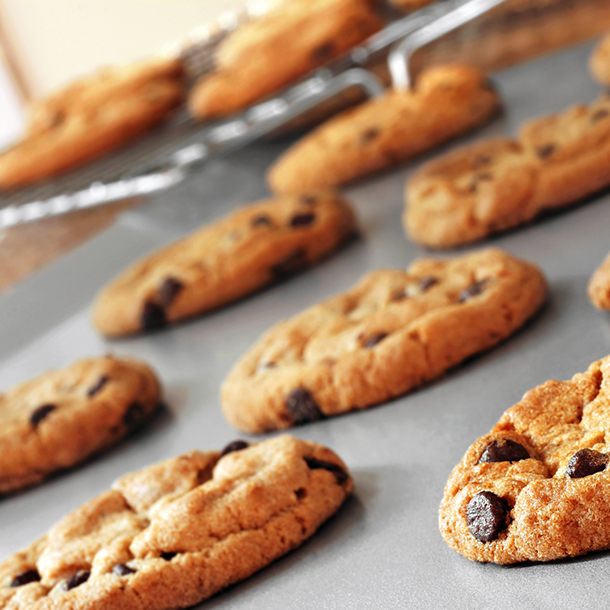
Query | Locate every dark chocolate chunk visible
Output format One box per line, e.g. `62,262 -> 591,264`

159,277 -> 183,306
362,333 -> 388,349
466,491 -> 509,543
565,448 -> 608,478
112,563 -> 136,576
459,279 -> 488,303
592,108 -> 610,122
87,375 -> 109,397
286,388 -> 323,426
141,301 -> 167,331
64,570 -> 90,591
251,215 -> 272,227
270,249 -> 307,280
479,439 -> 530,464
290,213 -> 315,228
312,42 -> 334,61
360,128 -> 380,144
30,404 -> 56,427
536,144 -> 555,159
304,456 -> 348,485
123,402 -> 147,430
419,276 -> 438,291
300,195 -> 317,205
9,569 -> 40,587
160,552 -> 177,561
220,440 -> 249,457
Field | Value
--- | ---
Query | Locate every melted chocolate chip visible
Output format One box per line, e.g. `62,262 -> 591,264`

270,249 -> 307,280
304,456 -> 348,485
30,404 -> 56,427
362,333 -> 388,349
220,440 -> 249,457
537,144 -> 555,159
479,439 -> 530,464
300,195 -> 317,205
592,108 -> 610,122
565,448 -> 608,478
472,154 -> 492,169
459,280 -> 488,303
160,552 -> 177,561
87,375 -> 109,397
123,402 -> 147,430
286,388 -> 323,426
360,128 -> 380,144
312,42 -> 334,61
466,491 -> 509,543
419,276 -> 438,291
251,215 -> 272,227
64,570 -> 90,591
141,301 -> 167,331
159,277 -> 183,306
290,213 -> 315,228
9,569 -> 40,587
112,564 -> 136,576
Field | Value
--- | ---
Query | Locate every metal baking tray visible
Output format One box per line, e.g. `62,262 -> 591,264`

1,39 -> 610,609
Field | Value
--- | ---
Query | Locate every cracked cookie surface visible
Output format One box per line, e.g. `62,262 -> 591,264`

0,435 -> 352,609
222,248 -> 547,433
588,251 -> 610,310
440,355 -> 610,564
405,94 -> 610,248
0,356 -> 161,494
92,192 -> 357,337
188,0 -> 382,120
267,64 -> 501,194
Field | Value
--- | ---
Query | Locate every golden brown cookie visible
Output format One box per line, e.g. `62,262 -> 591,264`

0,435 -> 352,609
588,251 -> 610,310
0,58 -> 184,189
188,0 -> 382,120
590,32 -> 610,87
221,248 -> 547,433
0,356 -> 161,494
440,354 -> 610,564
267,64 -> 501,194
405,94 -> 610,248
92,192 -> 358,337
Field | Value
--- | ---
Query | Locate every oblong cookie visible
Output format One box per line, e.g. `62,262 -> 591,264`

590,32 -> 610,86
92,192 -> 358,337
0,356 -> 161,494
0,435 -> 352,609
267,64 -> 501,194
405,94 -> 610,248
440,355 -> 610,564
222,248 -> 547,433
188,0 -> 382,120
588,251 -> 610,310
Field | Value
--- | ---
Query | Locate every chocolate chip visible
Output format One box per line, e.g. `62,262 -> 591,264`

466,491 -> 509,543
300,195 -> 317,205
472,154 -> 492,169
159,277 -> 183,306
537,144 -> 555,159
123,402 -> 147,430
592,108 -> 609,122
290,213 -> 315,228
270,249 -> 307,280
312,42 -> 334,61
360,128 -> 380,144
469,173 -> 493,193
87,375 -> 109,397
304,456 -> 348,485
479,439 -> 530,463
141,301 -> 167,331
419,276 -> 438,291
220,440 -> 249,457
251,215 -> 272,227
286,388 -> 323,426
160,552 -> 176,561
362,333 -> 388,349
459,280 -> 488,303
112,564 -> 136,576
30,404 -> 56,427
64,570 -> 90,591
9,569 -> 40,587
565,448 -> 608,478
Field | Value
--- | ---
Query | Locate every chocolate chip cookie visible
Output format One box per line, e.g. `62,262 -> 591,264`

267,64 -> 500,194
92,192 -> 357,337
0,58 -> 184,189
0,435 -> 352,609
188,0 -> 382,121
0,356 -> 161,494
405,94 -> 610,248
588,251 -> 610,310
222,248 -> 547,433
590,32 -> 610,86
440,354 -> 610,563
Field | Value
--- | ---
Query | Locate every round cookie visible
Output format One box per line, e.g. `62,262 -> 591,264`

590,32 -> 610,87
588,250 -> 610,310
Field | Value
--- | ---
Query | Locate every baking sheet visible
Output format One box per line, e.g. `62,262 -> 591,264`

1,39 -> 610,609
